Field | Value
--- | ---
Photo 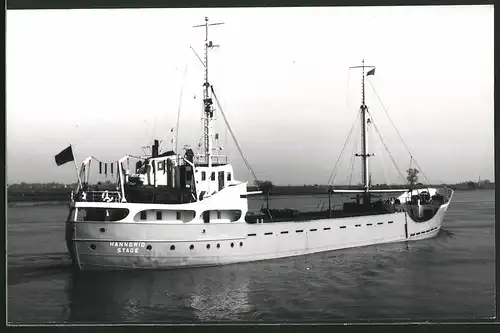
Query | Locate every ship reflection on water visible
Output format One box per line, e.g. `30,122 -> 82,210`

65,265 -> 253,323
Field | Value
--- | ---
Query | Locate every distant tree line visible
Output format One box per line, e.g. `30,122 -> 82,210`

7,176 -> 494,203
7,180 -> 116,202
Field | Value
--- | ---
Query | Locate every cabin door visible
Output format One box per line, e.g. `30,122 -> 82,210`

218,171 -> 224,191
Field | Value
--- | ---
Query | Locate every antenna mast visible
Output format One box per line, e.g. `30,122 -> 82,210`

193,17 -> 224,186
350,59 -> 376,198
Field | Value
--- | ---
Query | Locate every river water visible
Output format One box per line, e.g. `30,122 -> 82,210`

7,190 -> 495,323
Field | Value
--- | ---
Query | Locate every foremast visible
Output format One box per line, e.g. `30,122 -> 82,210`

193,17 -> 224,193
350,60 -> 376,204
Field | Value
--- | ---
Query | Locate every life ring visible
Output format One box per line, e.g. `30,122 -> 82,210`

101,190 -> 113,203
81,192 -> 87,201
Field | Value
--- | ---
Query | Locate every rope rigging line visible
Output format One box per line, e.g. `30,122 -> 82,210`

326,111 -> 361,186
126,155 -> 147,160
348,128 -> 359,186
90,156 -> 119,165
343,69 -> 355,186
210,85 -> 260,187
367,79 -> 432,185
367,112 -> 407,184
368,117 -> 391,188
175,61 -> 189,153
158,62 -> 189,153
81,157 -> 120,185
374,124 -> 392,187
92,155 -> 146,162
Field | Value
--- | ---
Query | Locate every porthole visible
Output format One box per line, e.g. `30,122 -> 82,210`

239,242 -> 243,247
217,243 -> 220,249
90,244 -> 96,250
231,242 -> 234,248
206,244 -> 210,249
190,244 -> 194,250
170,245 -> 175,250
146,245 -> 152,251
99,228 -> 105,233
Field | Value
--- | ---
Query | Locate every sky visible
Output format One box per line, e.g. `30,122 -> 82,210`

6,5 -> 494,186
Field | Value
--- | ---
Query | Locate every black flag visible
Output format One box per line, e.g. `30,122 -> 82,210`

367,68 -> 375,76
55,145 -> 74,166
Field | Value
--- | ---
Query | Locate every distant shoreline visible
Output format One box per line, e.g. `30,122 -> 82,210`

8,201 -> 68,207
7,186 -> 494,204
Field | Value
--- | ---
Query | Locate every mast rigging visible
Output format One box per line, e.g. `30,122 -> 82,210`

350,59 -> 376,194
193,17 -> 224,165
193,17 -> 224,193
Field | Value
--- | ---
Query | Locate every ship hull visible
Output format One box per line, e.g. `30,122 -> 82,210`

66,202 -> 450,271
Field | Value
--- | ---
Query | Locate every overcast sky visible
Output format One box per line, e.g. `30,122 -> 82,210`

6,5 -> 494,185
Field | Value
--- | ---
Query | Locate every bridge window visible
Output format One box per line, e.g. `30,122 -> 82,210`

156,211 -> 162,220
201,172 -> 206,181
211,172 -> 215,180
77,208 -> 129,222
140,211 -> 147,220
176,212 -> 181,220
227,172 -> 232,181
201,210 -> 242,222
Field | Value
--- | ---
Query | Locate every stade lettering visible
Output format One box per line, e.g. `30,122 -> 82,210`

109,242 -> 146,254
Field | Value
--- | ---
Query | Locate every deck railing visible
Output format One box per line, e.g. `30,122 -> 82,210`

74,190 -> 122,203
195,155 -> 228,165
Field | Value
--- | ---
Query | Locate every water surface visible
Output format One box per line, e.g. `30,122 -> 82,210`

7,190 -> 495,323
